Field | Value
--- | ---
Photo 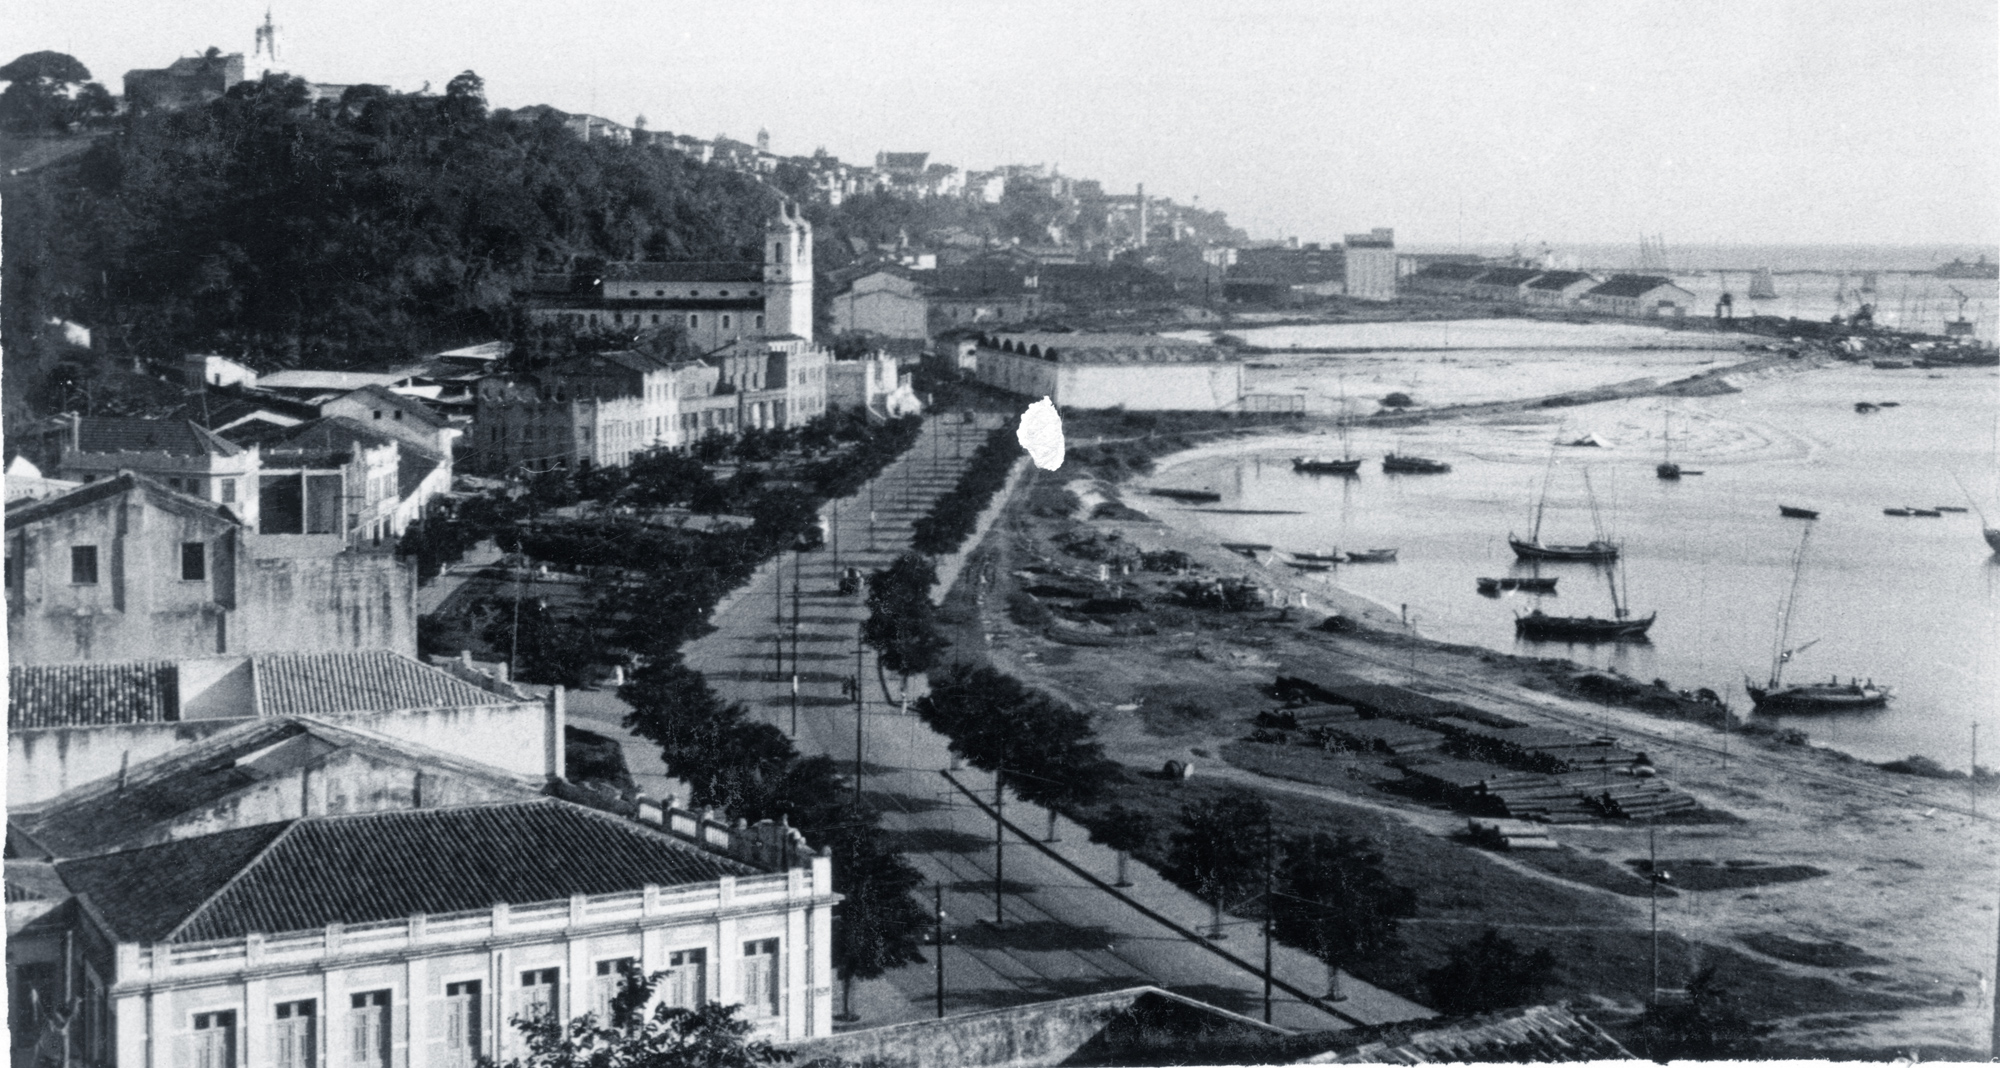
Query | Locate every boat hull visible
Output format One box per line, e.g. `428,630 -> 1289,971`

1345,549 -> 1398,563
1382,454 -> 1452,474
1292,458 -> 1363,475
1148,488 -> 1222,503
1778,506 -> 1819,519
1507,536 -> 1619,563
1514,611 -> 1655,642
1656,463 -> 1681,480
1746,681 -> 1889,712
1478,577 -> 1558,593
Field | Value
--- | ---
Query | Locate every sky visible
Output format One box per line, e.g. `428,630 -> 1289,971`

8,0 -> 1997,249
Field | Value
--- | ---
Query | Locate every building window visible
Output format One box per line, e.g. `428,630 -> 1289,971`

444,981 -> 482,1066
349,991 -> 391,1066
722,315 -> 732,329
664,949 -> 706,1009
593,958 -> 637,1021
655,289 -> 665,297
373,409 -> 383,419
741,940 -> 779,1018
629,289 -> 640,296
70,545 -> 98,585
182,542 -> 207,581
192,1010 -> 238,1068
520,968 -> 559,1023
221,478 -> 237,503
689,290 -> 699,297
720,290 -> 730,297
614,312 -> 624,324
689,315 -> 700,329
274,1000 -> 317,1068
651,314 -> 661,324
755,315 -> 765,329
394,410 -> 404,421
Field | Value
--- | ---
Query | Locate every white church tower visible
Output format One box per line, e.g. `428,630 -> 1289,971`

763,201 -> 814,342
252,8 -> 282,78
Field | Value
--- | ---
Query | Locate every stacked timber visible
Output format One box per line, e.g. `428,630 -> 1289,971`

1322,717 -> 1448,756
1585,780 -> 1699,819
1466,817 -> 1559,850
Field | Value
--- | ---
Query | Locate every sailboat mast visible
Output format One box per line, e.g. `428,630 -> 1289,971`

1532,441 -> 1558,542
1770,527 -> 1813,689
1582,468 -> 1609,544
1662,409 -> 1671,465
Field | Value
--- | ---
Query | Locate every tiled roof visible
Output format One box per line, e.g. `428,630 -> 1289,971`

9,661 -> 179,729
263,415 -> 401,458
1586,274 -> 1681,298
397,445 -> 446,501
603,262 -> 763,284
253,651 -> 507,716
3,472 -> 240,533
17,718 -> 543,859
59,800 -> 763,943
1307,1004 -> 1632,1063
258,370 -> 406,392
73,417 -> 243,457
337,385 -> 450,429
1413,263 -> 1489,281
1525,271 -> 1597,290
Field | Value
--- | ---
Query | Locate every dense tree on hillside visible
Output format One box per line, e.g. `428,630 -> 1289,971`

0,51 -> 114,133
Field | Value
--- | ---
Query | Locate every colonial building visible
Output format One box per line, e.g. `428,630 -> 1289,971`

12,797 -> 838,1068
826,353 -> 921,419
4,474 -> 418,667
123,51 -> 245,113
1579,275 -> 1697,318
972,332 -> 1244,411
1465,267 -> 1545,303
523,202 -> 814,348
47,417 -> 265,530
831,270 -> 931,340
1522,270 -> 1600,307
471,349 -> 684,474
1342,228 -> 1398,301
676,337 -> 830,444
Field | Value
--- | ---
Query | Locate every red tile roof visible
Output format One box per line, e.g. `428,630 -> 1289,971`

252,651 -> 510,716
73,417 -> 243,457
8,661 -> 179,729
59,800 -> 764,943
603,262 -> 763,284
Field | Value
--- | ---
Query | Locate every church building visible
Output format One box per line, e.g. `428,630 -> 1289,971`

523,202 -> 815,349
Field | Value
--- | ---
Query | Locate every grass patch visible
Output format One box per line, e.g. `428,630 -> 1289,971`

1739,934 -> 1890,970
1220,739 -> 1401,789
1510,846 -> 1678,899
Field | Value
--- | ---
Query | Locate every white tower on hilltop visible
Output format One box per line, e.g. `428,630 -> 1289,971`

253,8 -> 282,77
764,201 -> 814,342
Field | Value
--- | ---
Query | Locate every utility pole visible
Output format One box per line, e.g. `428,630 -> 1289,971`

790,548 -> 802,737
935,886 -> 948,1019
854,631 -> 865,810
774,558 -> 783,684
993,772 -> 1005,927
831,498 -> 840,570
1649,821 -> 1660,1003
1263,824 -> 1275,1025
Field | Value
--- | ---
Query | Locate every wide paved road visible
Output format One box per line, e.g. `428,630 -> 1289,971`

669,415 -> 1433,1031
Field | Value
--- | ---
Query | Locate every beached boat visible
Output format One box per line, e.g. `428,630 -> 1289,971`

1147,488 -> 1223,503
1746,526 -> 1889,712
1220,542 -> 1272,557
1345,548 -> 1399,564
1854,402 -> 1879,413
1283,560 -> 1334,572
1883,507 -> 1913,517
1871,359 -> 1912,370
1510,459 -> 1620,563
1291,550 -> 1344,563
1292,457 -> 1363,475
1478,576 -> 1559,594
1382,453 -> 1451,474
1779,505 -> 1819,520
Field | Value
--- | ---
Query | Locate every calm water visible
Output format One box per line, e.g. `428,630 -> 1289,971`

1148,361 -> 2000,769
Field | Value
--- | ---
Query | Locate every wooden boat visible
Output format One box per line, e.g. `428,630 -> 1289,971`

1283,560 -> 1333,572
1878,401 -> 1900,407
1291,457 -> 1363,475
1883,507 -> 1913,517
1220,542 -> 1272,557
1778,505 -> 1819,520
1511,453 -> 1620,562
1147,488 -> 1222,503
1854,402 -> 1879,413
1382,453 -> 1451,474
1747,526 -> 1889,712
1345,548 -> 1399,564
1871,359 -> 1913,370
1478,576 -> 1558,594
1910,508 -> 1943,518
1291,551 -> 1344,563
1935,506 -> 1969,513
1515,608 -> 1655,642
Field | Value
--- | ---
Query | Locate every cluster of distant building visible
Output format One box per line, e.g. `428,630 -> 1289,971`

1406,264 -> 1698,318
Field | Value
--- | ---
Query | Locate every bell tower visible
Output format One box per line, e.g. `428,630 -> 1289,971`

763,201 -> 814,342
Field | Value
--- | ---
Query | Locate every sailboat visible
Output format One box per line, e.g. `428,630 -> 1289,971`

1514,556 -> 1654,642
1656,409 -> 1681,480
1748,268 -> 1779,300
1293,377 -> 1364,474
1510,458 -> 1620,562
1745,527 -> 1889,712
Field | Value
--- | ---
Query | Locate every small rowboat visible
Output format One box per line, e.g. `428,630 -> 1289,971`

1148,488 -> 1222,503
1345,548 -> 1399,563
1291,551 -> 1343,562
1778,505 -> 1819,520
1382,453 -> 1452,474
1478,576 -> 1558,594
1283,561 -> 1334,572
1909,508 -> 1943,518
1936,506 -> 1970,513
1883,508 -> 1913,517
1220,542 -> 1272,557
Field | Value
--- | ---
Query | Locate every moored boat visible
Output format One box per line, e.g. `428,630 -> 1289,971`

1935,506 -> 1969,513
1855,402 -> 1878,413
1148,487 -> 1223,503
1747,526 -> 1888,713
1478,576 -> 1558,594
1382,453 -> 1452,474
1778,505 -> 1819,520
1283,560 -> 1333,572
1291,550 -> 1343,563
1515,609 -> 1655,642
1910,508 -> 1943,518
1220,542 -> 1272,557
1292,457 -> 1363,475
1883,507 -> 1913,517
1508,536 -> 1619,562
1345,548 -> 1399,564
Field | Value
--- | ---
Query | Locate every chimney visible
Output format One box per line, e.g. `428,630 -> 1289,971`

545,685 -> 567,781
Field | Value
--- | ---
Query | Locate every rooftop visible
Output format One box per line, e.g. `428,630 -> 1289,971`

72,417 -> 243,458
58,799 -> 764,943
8,660 -> 179,730
336,385 -> 450,429
602,262 -> 763,285
1586,274 -> 1683,298
3,472 -> 240,536
1305,1004 -> 1632,1063
1472,267 -> 1545,287
1412,262 -> 1489,281
13,717 -> 543,859
258,370 -> 410,392
1525,270 -> 1598,290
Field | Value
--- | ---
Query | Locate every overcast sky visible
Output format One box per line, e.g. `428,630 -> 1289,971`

10,0 -> 1997,248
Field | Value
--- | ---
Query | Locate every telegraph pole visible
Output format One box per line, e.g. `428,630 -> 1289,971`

773,559 -> 783,684
790,548 -> 802,737
854,630 -> 865,809
993,772 -> 1005,927
1263,825 -> 1275,1025
1649,822 -> 1660,1002
935,887 -> 948,1019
